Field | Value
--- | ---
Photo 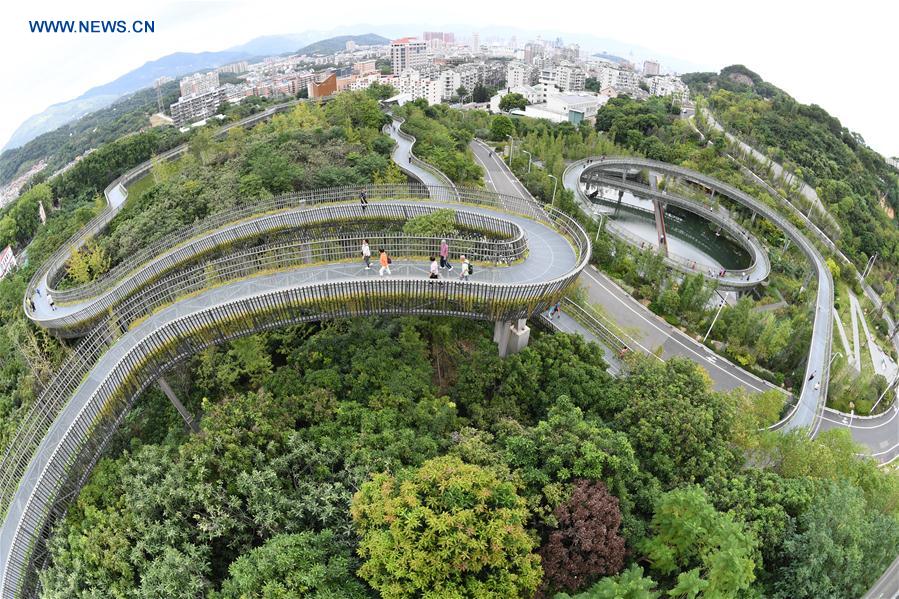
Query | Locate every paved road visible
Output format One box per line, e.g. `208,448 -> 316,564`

471,141 -> 779,395
568,156 -> 834,433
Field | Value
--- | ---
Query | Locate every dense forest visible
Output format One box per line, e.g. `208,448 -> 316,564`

684,65 -> 899,285
38,317 -> 899,598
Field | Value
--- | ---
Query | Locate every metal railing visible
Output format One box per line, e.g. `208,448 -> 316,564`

33,199 -> 528,333
23,98 -> 310,326
579,174 -> 771,285
574,156 -> 833,433
2,188 -> 590,599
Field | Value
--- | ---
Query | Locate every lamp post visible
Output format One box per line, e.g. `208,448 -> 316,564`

507,135 -> 514,167
521,149 -> 532,173
703,292 -> 727,343
548,174 -> 558,208
829,351 -> 842,368
594,210 -> 606,243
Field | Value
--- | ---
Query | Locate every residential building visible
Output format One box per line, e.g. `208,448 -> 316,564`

489,85 -> 542,113
217,61 -> 248,74
556,64 -> 585,92
346,40 -> 358,51
437,69 -> 462,100
523,42 -> 542,65
649,75 -> 689,102
353,60 -> 377,75
308,72 -> 337,98
888,157 -> 899,170
395,70 -> 442,105
471,33 -> 480,54
179,71 -> 220,97
0,246 -> 15,280
391,38 -> 429,74
643,60 -> 661,76
170,88 -> 226,126
423,31 -> 454,44
506,62 -> 534,87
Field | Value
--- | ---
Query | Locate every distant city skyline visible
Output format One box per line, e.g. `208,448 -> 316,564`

1,0 -> 897,157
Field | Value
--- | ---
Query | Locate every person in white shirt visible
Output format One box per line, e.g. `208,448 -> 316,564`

459,255 -> 471,280
361,239 -> 371,269
429,256 -> 440,280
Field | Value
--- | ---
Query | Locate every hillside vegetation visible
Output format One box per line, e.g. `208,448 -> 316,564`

684,65 -> 899,285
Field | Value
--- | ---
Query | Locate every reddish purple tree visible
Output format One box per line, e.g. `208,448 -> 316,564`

538,479 -> 627,596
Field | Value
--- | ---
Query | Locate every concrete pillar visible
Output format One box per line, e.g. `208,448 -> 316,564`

495,319 -> 530,357
158,377 -> 199,433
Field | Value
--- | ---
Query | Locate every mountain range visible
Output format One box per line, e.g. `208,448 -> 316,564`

1,33 -> 386,152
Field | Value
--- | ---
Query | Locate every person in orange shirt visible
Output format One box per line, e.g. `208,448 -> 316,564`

379,248 -> 391,276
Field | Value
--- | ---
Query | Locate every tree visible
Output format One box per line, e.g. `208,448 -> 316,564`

402,208 -> 458,237
640,486 -> 757,598
771,481 -> 899,599
556,566 -> 660,599
879,281 -> 895,317
610,357 -> 741,488
500,93 -> 529,112
219,531 -> 367,598
490,115 -> 515,141
472,83 -> 490,103
538,480 -> 627,595
351,456 -> 542,598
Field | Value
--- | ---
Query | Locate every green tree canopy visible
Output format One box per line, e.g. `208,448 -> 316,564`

351,455 -> 542,598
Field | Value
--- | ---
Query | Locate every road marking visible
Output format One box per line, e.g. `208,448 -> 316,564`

580,268 -> 768,393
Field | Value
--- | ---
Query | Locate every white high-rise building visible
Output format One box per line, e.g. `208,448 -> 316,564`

179,71 -> 219,97
390,38 -> 429,74
471,33 -> 480,54
506,62 -> 533,88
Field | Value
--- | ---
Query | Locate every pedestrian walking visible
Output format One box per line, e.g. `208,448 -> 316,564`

47,293 -> 55,311
553,300 -> 561,319
361,239 -> 371,269
808,372 -> 815,381
439,239 -> 453,271
28,299 -> 35,312
360,190 -> 368,213
35,288 -> 41,297
459,255 -> 471,280
379,248 -> 391,276
429,256 -> 440,280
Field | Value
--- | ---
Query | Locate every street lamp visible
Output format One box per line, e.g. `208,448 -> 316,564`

702,291 -> 727,343
521,149 -> 532,173
829,351 -> 842,368
548,174 -> 558,208
594,210 -> 606,243
507,135 -> 514,167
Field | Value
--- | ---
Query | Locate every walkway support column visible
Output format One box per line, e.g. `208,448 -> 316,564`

158,377 -> 199,433
652,199 -> 669,257
495,319 -> 530,357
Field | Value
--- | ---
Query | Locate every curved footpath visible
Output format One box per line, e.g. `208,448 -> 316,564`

581,172 -> 771,289
470,140 -> 786,396
565,156 -> 833,433
0,115 -> 589,597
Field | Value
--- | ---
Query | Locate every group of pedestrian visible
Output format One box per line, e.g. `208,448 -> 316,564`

361,239 -> 473,280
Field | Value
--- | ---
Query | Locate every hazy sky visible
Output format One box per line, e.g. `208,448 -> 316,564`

1,0 -> 897,157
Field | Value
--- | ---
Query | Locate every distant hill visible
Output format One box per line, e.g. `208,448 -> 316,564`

298,33 -> 389,55
3,50 -> 252,151
227,33 -> 322,56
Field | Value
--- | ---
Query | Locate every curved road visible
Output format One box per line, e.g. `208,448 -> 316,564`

470,141 -> 784,396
